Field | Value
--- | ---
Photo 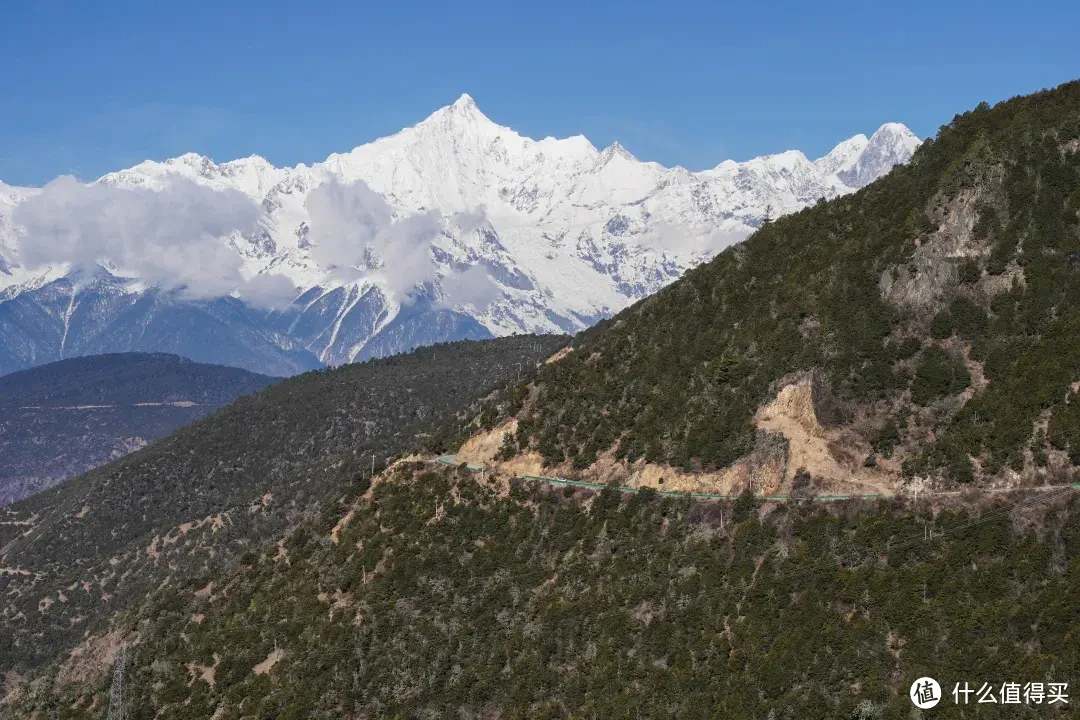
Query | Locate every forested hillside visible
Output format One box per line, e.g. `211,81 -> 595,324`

0,336 -> 563,673
7,465 -> 1077,718
0,353 -> 277,505
6,81 -> 1080,718
475,81 -> 1080,496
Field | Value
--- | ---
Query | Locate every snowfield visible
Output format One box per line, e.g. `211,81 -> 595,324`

0,95 -> 920,376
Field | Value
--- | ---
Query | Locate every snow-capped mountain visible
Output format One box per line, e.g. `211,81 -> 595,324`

0,95 -> 921,376
833,123 -> 922,189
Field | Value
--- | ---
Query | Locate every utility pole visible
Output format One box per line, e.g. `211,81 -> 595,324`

371,453 -> 375,478
107,643 -> 126,720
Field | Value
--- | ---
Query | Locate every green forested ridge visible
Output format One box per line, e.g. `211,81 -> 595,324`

487,81 -> 1080,486
0,353 -> 277,506
0,336 -> 563,672
9,465 -> 1078,719
0,352 -> 273,408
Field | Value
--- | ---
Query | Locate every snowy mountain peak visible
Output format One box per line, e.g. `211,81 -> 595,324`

453,92 -> 478,108
814,133 -> 870,177
602,141 -> 638,162
172,151 -> 211,165
759,149 -> 812,172
867,123 -> 921,157
837,122 -> 921,189
0,97 -> 923,375
873,121 -> 918,138
421,93 -> 498,130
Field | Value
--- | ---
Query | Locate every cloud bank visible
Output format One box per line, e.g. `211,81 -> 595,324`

306,177 -> 500,308
635,221 -> 751,255
305,177 -> 439,301
13,172 -> 501,312
13,173 -> 297,308
441,263 -> 501,310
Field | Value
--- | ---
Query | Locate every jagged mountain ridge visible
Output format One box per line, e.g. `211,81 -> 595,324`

0,97 -> 920,375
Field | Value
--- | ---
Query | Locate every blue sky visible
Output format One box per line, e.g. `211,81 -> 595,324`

3,0 -> 1079,185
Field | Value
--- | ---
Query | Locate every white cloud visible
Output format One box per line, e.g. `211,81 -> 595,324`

305,177 -> 440,301
304,181 -> 502,310
239,273 -> 299,310
440,264 -> 501,311
305,177 -> 392,269
13,173 -> 296,305
453,206 -> 488,234
634,220 -> 751,255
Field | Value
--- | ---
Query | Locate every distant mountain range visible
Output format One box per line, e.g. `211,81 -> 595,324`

0,97 -> 920,376
0,353 -> 275,505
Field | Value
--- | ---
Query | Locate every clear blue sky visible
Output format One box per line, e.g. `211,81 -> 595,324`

3,0 -> 1078,185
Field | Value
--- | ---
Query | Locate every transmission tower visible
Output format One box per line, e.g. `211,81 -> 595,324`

107,643 -> 127,720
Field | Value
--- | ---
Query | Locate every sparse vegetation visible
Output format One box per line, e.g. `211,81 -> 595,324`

0,336 -> 564,672
8,467 -> 1079,718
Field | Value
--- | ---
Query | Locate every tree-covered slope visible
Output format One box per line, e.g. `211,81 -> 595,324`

7,81 -> 1080,719
482,81 -> 1080,493
0,335 -> 564,672
8,465 -> 1077,719
0,353 -> 277,505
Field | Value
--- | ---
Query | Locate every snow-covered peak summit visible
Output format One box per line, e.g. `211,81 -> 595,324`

874,122 -> 919,139
867,123 -> 922,158
418,92 -> 499,131
751,149 -> 813,173
453,92 -> 477,109
0,180 -> 37,204
814,133 -> 870,177
317,95 -> 603,214
0,96 -> 924,370
97,152 -> 289,199
837,123 -> 921,189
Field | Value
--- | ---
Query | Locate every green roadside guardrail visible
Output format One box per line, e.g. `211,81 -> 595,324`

436,455 -> 889,503
436,455 -> 486,472
438,456 -> 1080,503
